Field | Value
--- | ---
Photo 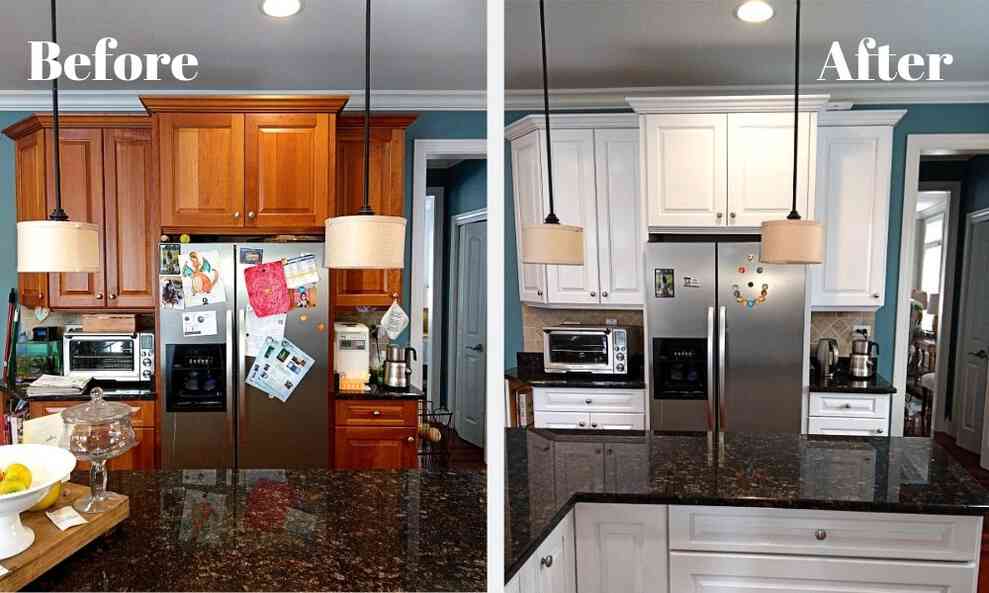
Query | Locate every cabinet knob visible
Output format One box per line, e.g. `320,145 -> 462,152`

96,292 -> 104,300
717,212 -> 724,219
537,290 -> 543,297
372,410 -> 381,416
590,291 -> 597,297
233,211 -> 241,219
875,428 -> 884,435
841,403 -> 852,409
730,212 -> 737,219
872,293 -> 880,299
407,436 -> 415,443
578,421 -> 586,427
540,555 -> 554,569
591,423 -> 598,428
392,293 -> 399,299
815,529 -> 828,541
109,293 -> 117,300
585,399 -> 592,404
247,211 -> 256,219
602,291 -> 609,298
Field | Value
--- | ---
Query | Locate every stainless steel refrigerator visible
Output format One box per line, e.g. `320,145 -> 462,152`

160,242 -> 329,469
646,241 -> 805,433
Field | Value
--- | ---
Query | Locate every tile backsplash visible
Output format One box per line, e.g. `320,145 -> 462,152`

810,311 -> 876,357
522,306 -> 644,352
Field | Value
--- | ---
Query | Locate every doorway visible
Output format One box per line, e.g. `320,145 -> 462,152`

449,212 -> 487,448
958,210 -> 989,463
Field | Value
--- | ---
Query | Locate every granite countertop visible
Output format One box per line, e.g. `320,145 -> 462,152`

505,427 -> 989,582
506,352 -> 646,389
810,358 -> 896,394
25,467 -> 485,592
334,383 -> 427,401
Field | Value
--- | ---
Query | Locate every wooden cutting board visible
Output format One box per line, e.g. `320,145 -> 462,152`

0,483 -> 129,592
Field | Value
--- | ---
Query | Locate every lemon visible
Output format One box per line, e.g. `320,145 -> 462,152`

0,480 -> 27,495
28,482 -> 61,511
4,464 -> 32,488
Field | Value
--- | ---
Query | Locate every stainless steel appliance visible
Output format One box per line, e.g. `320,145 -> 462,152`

160,242 -> 329,469
849,338 -> 879,379
383,344 -> 416,389
542,325 -> 642,375
63,329 -> 154,382
646,242 -> 806,433
815,338 -> 839,379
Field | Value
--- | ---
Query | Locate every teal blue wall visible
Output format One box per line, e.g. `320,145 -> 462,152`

0,113 -> 30,340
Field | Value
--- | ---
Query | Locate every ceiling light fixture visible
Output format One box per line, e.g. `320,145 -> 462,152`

735,0 -> 775,23
760,0 -> 824,265
18,0 -> 100,274
521,0 -> 584,266
324,0 -> 406,270
260,0 -> 302,18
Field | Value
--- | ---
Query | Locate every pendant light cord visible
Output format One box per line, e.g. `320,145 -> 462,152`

48,0 -> 67,222
358,0 -> 374,216
787,0 -> 801,221
539,0 -> 560,225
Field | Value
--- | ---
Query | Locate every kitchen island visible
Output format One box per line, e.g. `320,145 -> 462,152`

19,467 -> 485,592
506,427 -> 989,591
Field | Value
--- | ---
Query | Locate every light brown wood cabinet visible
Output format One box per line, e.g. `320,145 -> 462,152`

332,114 -> 416,309
3,115 -> 157,310
143,96 -> 347,233
333,399 -> 419,469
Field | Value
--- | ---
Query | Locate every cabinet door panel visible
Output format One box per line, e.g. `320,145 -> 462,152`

511,131 -> 548,303
333,426 -> 417,469
14,131 -> 49,308
46,128 -> 106,308
727,113 -> 813,228
575,503 -> 668,593
595,129 -> 644,306
535,511 -> 576,593
245,113 -> 331,229
554,441 -> 605,502
158,113 -> 245,228
544,129 -> 600,305
104,128 -> 156,308
644,114 -> 727,228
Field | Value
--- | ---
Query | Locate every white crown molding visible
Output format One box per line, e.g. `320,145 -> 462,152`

0,89 -> 486,112
507,81 -> 989,110
818,109 -> 908,127
505,113 -> 637,140
627,94 -> 831,114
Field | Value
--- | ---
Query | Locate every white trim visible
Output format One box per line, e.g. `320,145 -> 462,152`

445,208 -> 488,424
422,186 -> 446,410
818,110 -> 908,127
506,81 -> 989,111
0,89 -> 486,112
896,134 -> 989,438
505,113 -> 638,140
410,139 -> 486,408
627,94 -> 831,114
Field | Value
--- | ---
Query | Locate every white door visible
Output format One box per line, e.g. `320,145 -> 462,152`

643,114 -> 728,228
595,129 -> 644,306
808,126 -> 893,309
575,503 -> 669,593
727,112 -> 813,228
544,129 -> 601,305
954,214 -> 989,457
453,220 -> 487,448
511,131 -> 548,303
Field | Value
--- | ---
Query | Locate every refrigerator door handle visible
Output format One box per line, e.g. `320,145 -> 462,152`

706,306 -> 716,431
237,308 -> 248,453
225,308 -> 236,463
718,305 -> 727,432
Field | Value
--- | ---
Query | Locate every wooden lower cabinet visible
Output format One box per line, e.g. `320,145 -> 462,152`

333,399 -> 419,469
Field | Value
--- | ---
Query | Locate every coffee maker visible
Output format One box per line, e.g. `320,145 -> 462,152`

383,344 -> 417,389
849,337 -> 879,379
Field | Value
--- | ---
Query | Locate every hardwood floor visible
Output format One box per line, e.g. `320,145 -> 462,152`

420,424 -> 485,471
934,432 -> 989,591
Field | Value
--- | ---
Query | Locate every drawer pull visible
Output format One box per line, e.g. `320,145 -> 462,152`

591,423 -> 598,428
585,399 -> 592,404
815,529 -> 828,541
841,403 -> 853,409
372,410 -> 382,416
407,436 -> 414,443
540,555 -> 553,569
875,428 -> 884,434
578,421 -> 586,427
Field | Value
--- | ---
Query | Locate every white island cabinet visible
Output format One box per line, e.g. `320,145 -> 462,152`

507,510 -> 576,593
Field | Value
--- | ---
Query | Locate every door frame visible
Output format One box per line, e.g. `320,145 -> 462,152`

446,208 -> 487,425
895,133 -> 989,436
955,208 -> 989,459
411,139 -> 486,408
421,185 -> 445,407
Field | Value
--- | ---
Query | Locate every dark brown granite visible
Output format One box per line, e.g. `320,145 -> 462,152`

809,358 -> 896,394
334,383 -> 427,401
505,427 -> 989,582
506,352 -> 646,389
25,467 -> 484,592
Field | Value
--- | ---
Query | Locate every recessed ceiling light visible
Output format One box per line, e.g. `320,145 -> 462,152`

735,0 -> 774,23
261,0 -> 302,18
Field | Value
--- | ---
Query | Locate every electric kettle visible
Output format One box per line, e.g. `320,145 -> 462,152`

815,338 -> 839,379
849,337 -> 879,379
383,344 -> 418,389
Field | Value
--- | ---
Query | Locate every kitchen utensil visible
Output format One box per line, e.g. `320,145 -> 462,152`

0,443 -> 76,559
60,388 -> 136,514
383,345 -> 417,389
815,338 -> 839,379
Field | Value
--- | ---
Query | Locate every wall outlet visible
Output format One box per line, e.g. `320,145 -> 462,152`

852,324 -> 871,339
605,318 -> 618,326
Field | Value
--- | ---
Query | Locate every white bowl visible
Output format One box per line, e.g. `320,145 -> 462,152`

0,444 -> 77,559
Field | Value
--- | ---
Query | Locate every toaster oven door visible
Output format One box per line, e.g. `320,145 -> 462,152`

64,336 -> 140,381
544,331 -> 613,372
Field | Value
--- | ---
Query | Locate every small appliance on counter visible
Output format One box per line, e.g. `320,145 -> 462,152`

334,323 -> 371,390
849,337 -> 880,379
815,338 -> 839,379
63,327 -> 154,382
15,341 -> 62,384
383,344 -> 417,389
542,324 -> 642,375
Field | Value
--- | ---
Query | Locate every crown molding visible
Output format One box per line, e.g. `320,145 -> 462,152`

507,82 -> 989,110
505,113 -> 638,140
627,94 -> 831,114
818,109 -> 908,127
0,89 -> 485,112
140,95 -> 350,113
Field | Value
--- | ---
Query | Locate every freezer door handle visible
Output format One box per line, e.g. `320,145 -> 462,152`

706,306 -> 716,431
718,305 -> 727,432
225,309 -> 236,460
238,308 -> 248,454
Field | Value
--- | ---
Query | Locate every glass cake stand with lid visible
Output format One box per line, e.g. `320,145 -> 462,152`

60,387 -> 137,513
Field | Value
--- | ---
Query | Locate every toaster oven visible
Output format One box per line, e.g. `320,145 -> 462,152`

543,325 -> 642,374
63,328 -> 155,382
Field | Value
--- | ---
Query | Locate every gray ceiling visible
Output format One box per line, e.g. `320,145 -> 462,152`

507,0 -> 989,89
0,0 -> 485,91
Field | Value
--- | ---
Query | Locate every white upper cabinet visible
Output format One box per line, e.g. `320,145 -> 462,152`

727,112 -> 814,227
809,111 -> 904,310
595,129 -> 644,306
511,129 -> 549,303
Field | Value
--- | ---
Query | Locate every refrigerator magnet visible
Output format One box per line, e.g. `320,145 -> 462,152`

655,269 -> 675,298
239,247 -> 263,265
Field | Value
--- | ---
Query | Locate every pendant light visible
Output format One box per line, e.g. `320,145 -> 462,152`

521,0 -> 584,266
760,0 -> 824,265
17,0 -> 100,274
324,0 -> 406,269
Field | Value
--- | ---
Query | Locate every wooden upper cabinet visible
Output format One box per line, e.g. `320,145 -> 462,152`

12,130 -> 49,309
333,114 -> 416,308
245,113 -> 334,229
104,128 -> 157,308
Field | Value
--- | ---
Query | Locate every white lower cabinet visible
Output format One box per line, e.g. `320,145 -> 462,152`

508,510 -> 577,593
807,392 -> 891,436
575,503 -> 669,593
533,388 -> 646,430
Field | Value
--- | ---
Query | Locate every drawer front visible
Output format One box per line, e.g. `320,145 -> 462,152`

669,506 -> 982,562
533,388 -> 645,414
535,411 -> 591,429
335,400 -> 418,427
809,393 -> 890,419
808,416 -> 887,436
588,412 -> 645,430
31,399 -> 156,427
